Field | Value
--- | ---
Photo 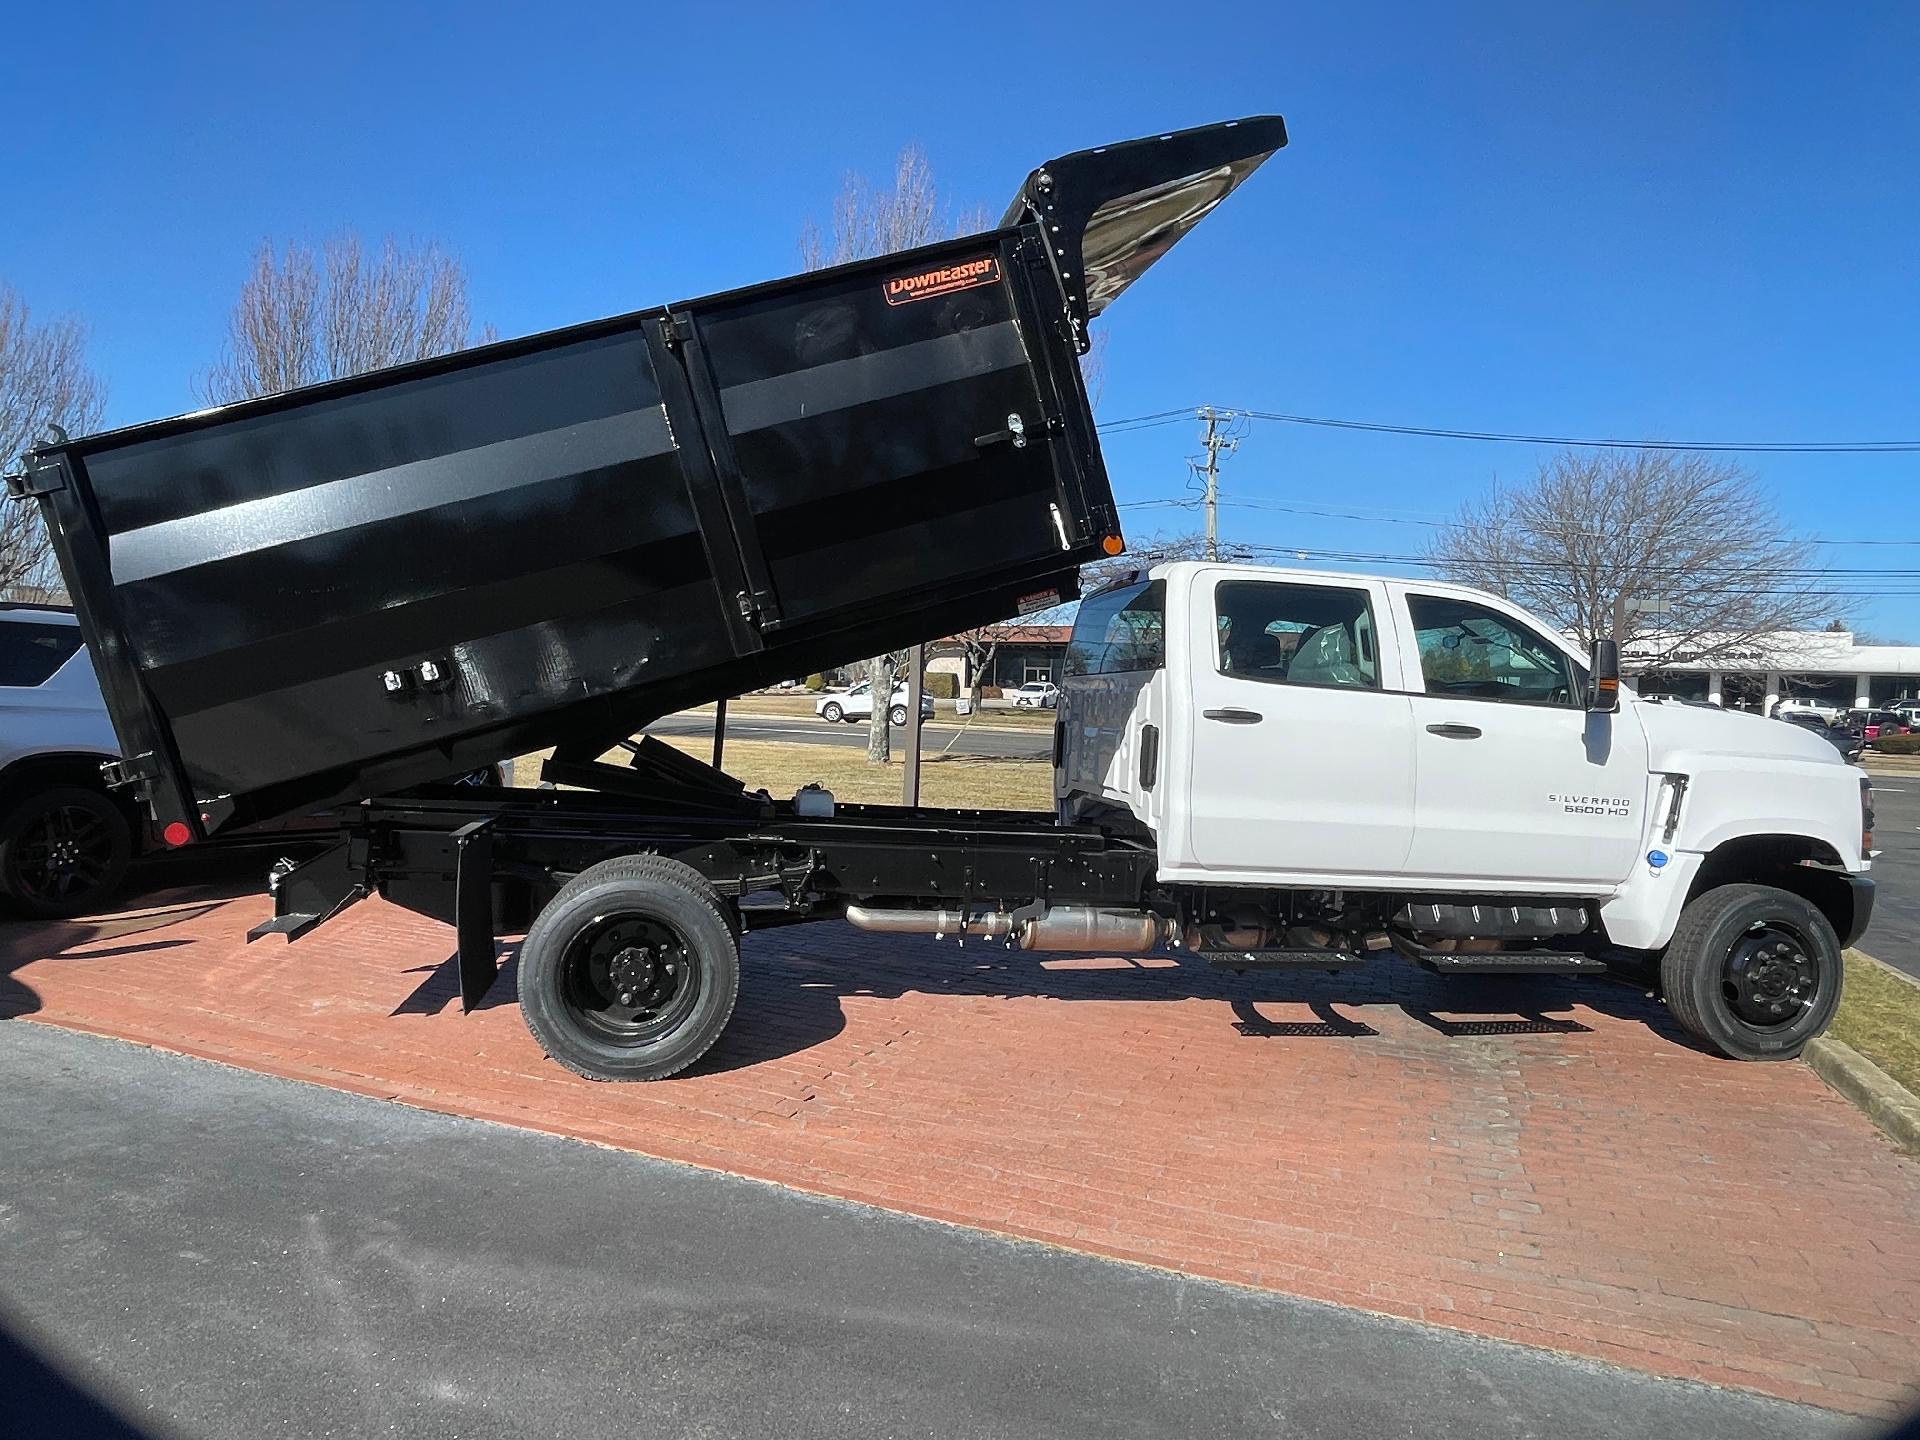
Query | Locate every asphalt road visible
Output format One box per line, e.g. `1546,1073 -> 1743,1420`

649,711 -> 1053,759
0,1024 -> 1850,1440
1867,779 -> 1920,978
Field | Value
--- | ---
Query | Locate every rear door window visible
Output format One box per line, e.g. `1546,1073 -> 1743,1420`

1213,580 -> 1379,690
0,622 -> 84,688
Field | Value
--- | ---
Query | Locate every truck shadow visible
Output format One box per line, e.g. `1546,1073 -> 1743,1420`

0,849 -> 284,1022
687,933 -> 1703,1076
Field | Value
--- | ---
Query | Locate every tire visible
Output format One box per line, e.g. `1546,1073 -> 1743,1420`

888,705 -> 908,727
821,703 -> 843,724
1659,883 -> 1843,1061
0,784 -> 133,921
518,854 -> 740,1081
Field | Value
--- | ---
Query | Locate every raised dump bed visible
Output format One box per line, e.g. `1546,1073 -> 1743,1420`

13,117 -> 1286,838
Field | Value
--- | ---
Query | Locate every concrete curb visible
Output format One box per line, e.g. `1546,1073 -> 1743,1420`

1805,1035 -> 1920,1154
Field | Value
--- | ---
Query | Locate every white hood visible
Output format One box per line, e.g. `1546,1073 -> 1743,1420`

1632,698 -> 1841,770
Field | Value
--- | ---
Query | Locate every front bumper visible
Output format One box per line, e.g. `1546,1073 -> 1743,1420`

1841,873 -> 1876,949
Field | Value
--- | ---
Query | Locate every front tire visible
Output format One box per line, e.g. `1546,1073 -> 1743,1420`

518,855 -> 740,1081
821,702 -> 843,724
0,785 -> 133,920
1660,883 -> 1843,1060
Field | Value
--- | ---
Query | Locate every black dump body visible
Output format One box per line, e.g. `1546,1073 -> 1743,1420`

15,117 -> 1285,839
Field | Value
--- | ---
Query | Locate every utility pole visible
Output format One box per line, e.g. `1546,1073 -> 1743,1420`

1195,408 -> 1237,560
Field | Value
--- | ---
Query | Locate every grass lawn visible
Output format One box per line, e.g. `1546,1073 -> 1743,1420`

513,736 -> 1051,811
659,736 -> 1052,810
1830,951 -> 1920,1095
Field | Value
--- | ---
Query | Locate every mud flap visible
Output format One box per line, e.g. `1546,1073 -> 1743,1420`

453,818 -> 500,1012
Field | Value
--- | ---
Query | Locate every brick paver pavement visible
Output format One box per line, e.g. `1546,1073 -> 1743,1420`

3,882 -> 1916,1416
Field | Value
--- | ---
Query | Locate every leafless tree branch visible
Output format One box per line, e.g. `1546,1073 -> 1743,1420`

201,234 -> 489,403
1424,449 -> 1831,669
0,284 -> 107,597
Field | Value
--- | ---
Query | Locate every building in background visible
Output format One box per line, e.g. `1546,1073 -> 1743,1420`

928,625 -> 1071,693
1630,629 -> 1920,713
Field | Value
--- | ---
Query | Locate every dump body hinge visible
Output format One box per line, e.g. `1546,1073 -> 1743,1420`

5,453 -> 68,498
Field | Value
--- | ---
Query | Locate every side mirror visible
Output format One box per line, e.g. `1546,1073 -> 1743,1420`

1588,639 -> 1621,713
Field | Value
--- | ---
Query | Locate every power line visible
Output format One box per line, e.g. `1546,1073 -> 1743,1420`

1119,493 -> 1920,548
1233,409 -> 1920,454
1094,404 -> 1920,454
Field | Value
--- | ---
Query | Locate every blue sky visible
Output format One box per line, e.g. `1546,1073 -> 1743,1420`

10,1 -> 1920,633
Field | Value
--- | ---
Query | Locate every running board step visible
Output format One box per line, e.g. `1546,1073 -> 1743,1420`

1201,950 -> 1367,970
1412,952 -> 1606,974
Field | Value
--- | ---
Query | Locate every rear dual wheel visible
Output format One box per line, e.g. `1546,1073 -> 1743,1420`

518,855 -> 739,1081
1660,883 -> 1842,1061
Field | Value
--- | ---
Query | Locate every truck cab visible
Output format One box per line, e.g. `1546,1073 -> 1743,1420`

1058,561 -> 1872,1059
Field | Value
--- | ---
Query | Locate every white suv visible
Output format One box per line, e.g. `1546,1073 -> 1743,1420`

0,605 -> 134,918
815,681 -> 934,725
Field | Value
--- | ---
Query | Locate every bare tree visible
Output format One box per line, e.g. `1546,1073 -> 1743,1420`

1425,449 -> 1830,668
802,146 -> 983,764
202,234 -> 494,403
0,285 -> 106,597
947,620 -> 1065,709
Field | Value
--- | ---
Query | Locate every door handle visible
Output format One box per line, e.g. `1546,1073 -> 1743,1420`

1202,707 -> 1263,724
1425,722 -> 1483,739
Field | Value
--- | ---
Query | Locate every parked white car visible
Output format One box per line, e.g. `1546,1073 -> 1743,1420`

815,681 -> 934,725
1010,681 -> 1059,709
0,605 -> 134,917
1774,699 -> 1843,723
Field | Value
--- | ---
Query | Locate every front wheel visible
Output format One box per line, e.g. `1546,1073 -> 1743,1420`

1660,883 -> 1843,1060
518,855 -> 740,1081
820,702 -> 843,723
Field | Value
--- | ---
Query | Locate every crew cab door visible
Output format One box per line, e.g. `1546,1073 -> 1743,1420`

1183,571 -> 1416,879
1394,588 -> 1648,888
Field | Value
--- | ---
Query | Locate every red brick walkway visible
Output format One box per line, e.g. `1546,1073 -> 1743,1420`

3,882 -> 1917,1416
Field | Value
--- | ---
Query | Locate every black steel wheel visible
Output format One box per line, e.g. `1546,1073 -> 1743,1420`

518,855 -> 739,1081
0,785 -> 133,921
1660,883 -> 1843,1060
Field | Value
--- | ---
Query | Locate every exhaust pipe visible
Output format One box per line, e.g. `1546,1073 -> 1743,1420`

843,905 -> 1013,939
845,904 -> 1174,952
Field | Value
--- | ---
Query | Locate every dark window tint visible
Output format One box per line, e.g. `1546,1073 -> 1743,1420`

0,622 -> 84,687
1214,580 -> 1378,690
1406,594 -> 1577,706
1065,580 -> 1165,676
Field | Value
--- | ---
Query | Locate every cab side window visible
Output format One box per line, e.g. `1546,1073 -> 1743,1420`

1406,594 -> 1577,707
1214,580 -> 1378,690
1065,580 -> 1165,676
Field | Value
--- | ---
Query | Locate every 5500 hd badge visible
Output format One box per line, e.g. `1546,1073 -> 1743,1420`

883,256 -> 999,305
